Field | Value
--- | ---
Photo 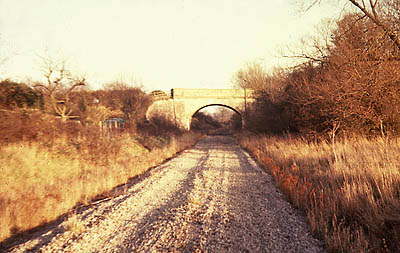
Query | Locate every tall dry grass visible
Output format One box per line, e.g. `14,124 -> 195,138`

0,109 -> 202,243
238,132 -> 400,253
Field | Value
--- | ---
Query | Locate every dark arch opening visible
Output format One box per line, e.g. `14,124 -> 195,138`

190,104 -> 242,134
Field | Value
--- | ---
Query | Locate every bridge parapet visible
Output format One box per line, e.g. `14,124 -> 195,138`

171,88 -> 254,99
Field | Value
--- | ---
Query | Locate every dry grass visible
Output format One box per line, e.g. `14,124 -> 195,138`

238,132 -> 400,253
0,109 -> 202,243
64,214 -> 86,235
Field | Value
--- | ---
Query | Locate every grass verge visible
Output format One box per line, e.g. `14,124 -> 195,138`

0,111 -> 202,243
237,132 -> 400,253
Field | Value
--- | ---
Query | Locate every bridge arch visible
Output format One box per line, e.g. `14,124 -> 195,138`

190,104 -> 243,130
191,104 -> 242,118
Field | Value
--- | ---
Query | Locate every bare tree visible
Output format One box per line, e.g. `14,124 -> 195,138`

281,18 -> 337,67
232,62 -> 290,133
348,0 -> 400,49
34,56 -> 86,121
299,0 -> 400,49
232,62 -> 270,90
284,13 -> 400,136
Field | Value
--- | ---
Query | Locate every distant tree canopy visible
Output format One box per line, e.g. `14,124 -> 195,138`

0,80 -> 43,109
191,111 -> 222,130
92,82 -> 152,125
0,54 -> 157,132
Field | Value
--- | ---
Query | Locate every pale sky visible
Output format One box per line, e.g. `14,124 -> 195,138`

0,0 -> 345,91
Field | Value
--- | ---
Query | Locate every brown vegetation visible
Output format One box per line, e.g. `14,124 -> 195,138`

234,64 -> 289,133
0,79 -> 202,244
285,13 -> 400,136
233,2 -> 400,252
236,10 -> 399,137
92,82 -> 152,127
303,0 -> 400,50
0,80 -> 43,109
191,111 -> 222,131
238,133 -> 400,252
33,56 -> 86,122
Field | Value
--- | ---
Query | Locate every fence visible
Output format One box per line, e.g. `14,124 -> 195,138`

99,118 -> 125,138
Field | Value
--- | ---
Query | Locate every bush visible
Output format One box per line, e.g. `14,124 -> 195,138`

138,115 -> 183,137
0,108 -> 95,144
94,83 -> 151,119
0,80 -> 43,109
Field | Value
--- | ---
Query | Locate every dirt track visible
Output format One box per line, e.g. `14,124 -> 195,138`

7,136 -> 325,252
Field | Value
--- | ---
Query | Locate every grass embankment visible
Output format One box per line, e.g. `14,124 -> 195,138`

238,132 -> 400,253
0,109 -> 202,243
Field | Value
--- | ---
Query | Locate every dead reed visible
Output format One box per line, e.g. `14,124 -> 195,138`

238,132 -> 400,253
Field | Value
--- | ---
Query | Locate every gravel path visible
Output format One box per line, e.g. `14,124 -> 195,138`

6,136 -> 325,252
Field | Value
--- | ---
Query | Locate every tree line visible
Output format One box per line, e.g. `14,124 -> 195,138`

236,0 -> 399,138
0,54 -> 154,137
1,80 -> 151,124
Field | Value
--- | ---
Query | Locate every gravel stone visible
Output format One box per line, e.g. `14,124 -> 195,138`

6,136 -> 325,252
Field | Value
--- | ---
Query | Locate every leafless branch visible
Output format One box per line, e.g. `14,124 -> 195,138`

349,0 -> 400,49
37,55 -> 86,121
283,54 -> 327,64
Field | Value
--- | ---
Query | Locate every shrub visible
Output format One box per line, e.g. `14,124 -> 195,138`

92,83 -> 152,130
0,80 -> 43,109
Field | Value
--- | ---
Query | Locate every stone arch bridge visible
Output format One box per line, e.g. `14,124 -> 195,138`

146,88 -> 254,130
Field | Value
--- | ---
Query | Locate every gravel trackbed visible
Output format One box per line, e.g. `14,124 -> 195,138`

6,136 -> 325,252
